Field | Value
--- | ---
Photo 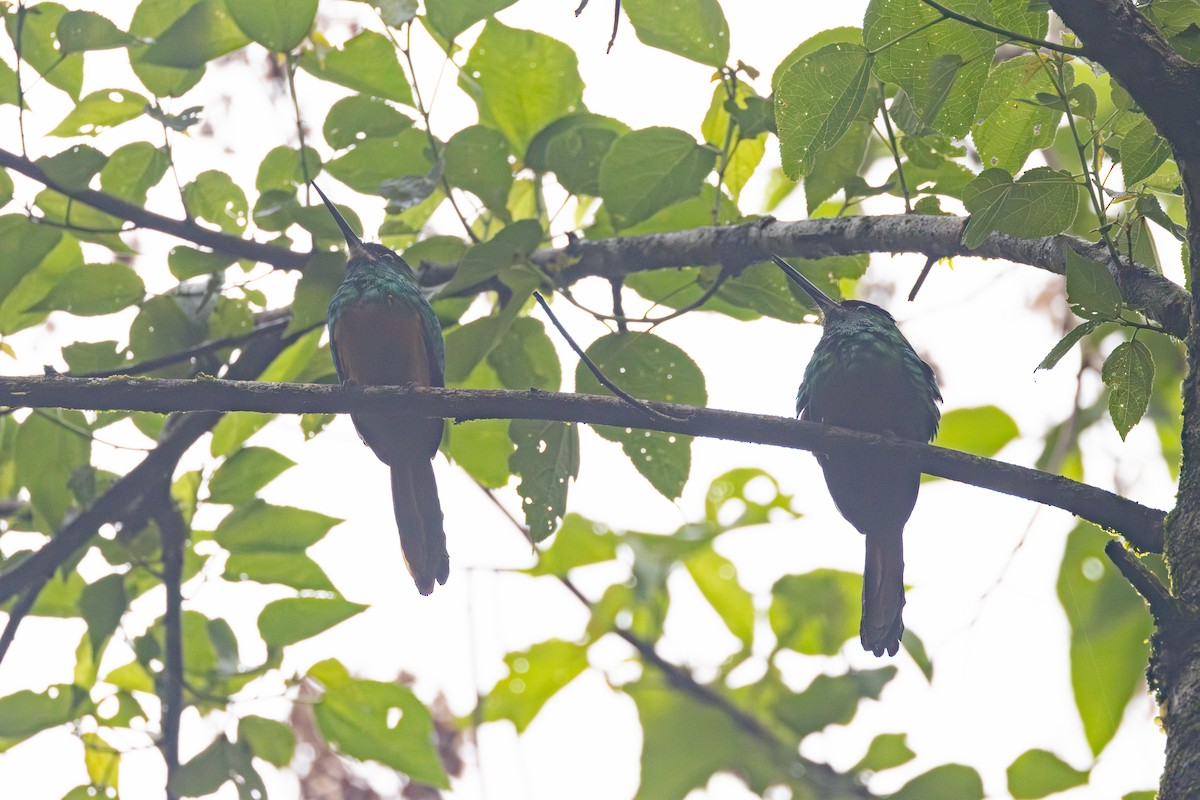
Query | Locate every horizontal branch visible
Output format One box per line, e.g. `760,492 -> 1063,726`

526,215 -> 1190,340
2,143 -> 1184,335
0,375 -> 1166,554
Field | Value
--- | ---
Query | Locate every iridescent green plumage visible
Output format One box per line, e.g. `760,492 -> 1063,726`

773,255 -> 941,657
315,181 -> 449,595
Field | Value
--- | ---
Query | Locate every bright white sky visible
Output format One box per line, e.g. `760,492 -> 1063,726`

0,2 -> 1173,799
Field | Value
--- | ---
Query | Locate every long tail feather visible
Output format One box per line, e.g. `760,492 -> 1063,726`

861,527 -> 905,657
390,458 -> 448,595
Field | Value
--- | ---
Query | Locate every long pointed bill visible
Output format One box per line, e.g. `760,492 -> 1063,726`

769,253 -> 840,315
310,180 -> 362,250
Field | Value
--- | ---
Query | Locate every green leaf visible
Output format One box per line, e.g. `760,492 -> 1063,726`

972,55 -> 1066,174
527,513 -> 620,576
1102,340 -> 1154,440
852,732 -> 916,773
208,447 -> 296,505
287,250 -> 341,334
599,127 -> 717,229
1122,116 -> 1172,186
16,409 -> 90,529
622,0 -> 729,67
0,169 -> 11,207
526,113 -> 631,196
127,295 -> 205,377
1057,522 -> 1152,755
1065,249 -> 1121,321
62,340 -> 126,374
238,716 -> 295,768
324,129 -> 432,195
48,87 -> 145,136
441,220 -> 542,296
774,668 -> 895,737
224,551 -> 336,591
488,317 -> 562,391
864,0 -> 994,137
32,263 -> 145,316
574,332 -> 707,499
56,10 -> 136,53
889,764 -> 984,800
628,673 -> 781,800
509,420 -> 580,542
100,142 -> 170,203
308,658 -> 449,786
775,42 -> 872,179
705,468 -> 798,529
1036,319 -> 1103,371
444,125 -> 513,219
1007,749 -> 1090,799
444,361 -> 514,487
684,546 -> 754,646
183,170 -> 248,233
170,734 -> 264,799
226,0 -> 315,51
82,732 -> 119,788
460,20 -> 584,153
323,95 -> 412,150
140,0 -> 250,68
298,30 -> 413,105
0,227 -> 84,334
933,405 -> 1018,458
258,597 -> 366,648
37,145 -> 107,192
80,574 -> 126,657
168,247 -> 235,280
255,145 -> 321,192
483,639 -> 588,732
425,0 -> 517,42
215,500 -> 341,552
128,0 -> 205,97
0,685 -> 81,741
6,3 -> 84,98
769,569 -> 861,656
961,167 -> 1081,249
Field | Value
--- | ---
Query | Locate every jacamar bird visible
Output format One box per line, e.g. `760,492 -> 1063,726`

314,181 -> 449,595
771,254 -> 941,657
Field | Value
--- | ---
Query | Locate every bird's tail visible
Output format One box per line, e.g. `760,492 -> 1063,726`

390,457 -> 449,595
861,526 -> 906,657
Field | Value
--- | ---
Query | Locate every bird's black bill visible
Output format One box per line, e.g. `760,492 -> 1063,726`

770,253 -> 839,314
310,180 -> 363,250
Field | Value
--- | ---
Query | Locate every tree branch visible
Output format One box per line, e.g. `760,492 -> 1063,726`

0,331 -> 290,606
0,375 -> 1166,554
520,216 -> 1190,340
1,143 -> 1184,335
0,147 -> 309,270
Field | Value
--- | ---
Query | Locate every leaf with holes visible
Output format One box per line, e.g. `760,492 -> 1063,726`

575,332 -> 707,499
510,419 -> 579,542
1102,340 -> 1154,440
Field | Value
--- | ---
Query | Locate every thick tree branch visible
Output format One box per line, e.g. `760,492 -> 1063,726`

0,376 -> 1165,554
522,216 -> 1190,340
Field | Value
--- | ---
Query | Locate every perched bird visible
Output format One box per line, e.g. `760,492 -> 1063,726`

314,181 -> 449,595
771,254 -> 941,656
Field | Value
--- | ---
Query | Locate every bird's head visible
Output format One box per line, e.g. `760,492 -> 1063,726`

310,180 -> 418,281
770,253 -> 896,331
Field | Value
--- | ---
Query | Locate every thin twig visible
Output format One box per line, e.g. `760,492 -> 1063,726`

879,85 -> 912,214
532,291 -> 688,423
908,255 -> 938,300
919,0 -> 1085,55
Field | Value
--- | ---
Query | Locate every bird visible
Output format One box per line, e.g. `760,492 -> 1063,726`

313,181 -> 449,595
771,254 -> 941,656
